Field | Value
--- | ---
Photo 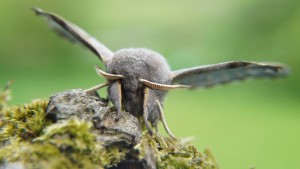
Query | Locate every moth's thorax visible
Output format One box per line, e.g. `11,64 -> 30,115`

107,48 -> 172,91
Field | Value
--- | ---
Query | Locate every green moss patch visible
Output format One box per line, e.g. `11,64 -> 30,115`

0,99 -> 49,145
136,134 -> 218,169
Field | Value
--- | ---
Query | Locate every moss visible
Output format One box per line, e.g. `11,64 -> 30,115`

0,99 -> 49,145
0,143 -> 74,169
34,119 -> 128,168
136,133 -> 218,169
203,148 -> 219,169
0,90 -> 219,168
0,117 -> 130,169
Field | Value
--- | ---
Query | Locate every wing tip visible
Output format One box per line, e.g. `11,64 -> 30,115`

32,7 -> 44,16
276,65 -> 290,77
260,62 -> 290,78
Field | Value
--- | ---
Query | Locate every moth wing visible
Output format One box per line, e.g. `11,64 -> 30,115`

171,61 -> 289,88
33,8 -> 113,65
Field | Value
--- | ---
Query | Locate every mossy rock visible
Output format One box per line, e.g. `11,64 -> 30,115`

0,87 -> 218,169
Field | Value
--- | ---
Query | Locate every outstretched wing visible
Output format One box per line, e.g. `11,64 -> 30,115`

171,61 -> 289,88
33,8 -> 113,65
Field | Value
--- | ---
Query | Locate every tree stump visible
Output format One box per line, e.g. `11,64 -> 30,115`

0,88 -> 218,169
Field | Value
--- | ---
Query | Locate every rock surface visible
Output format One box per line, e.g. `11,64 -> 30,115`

46,89 -> 152,168
46,89 -> 142,147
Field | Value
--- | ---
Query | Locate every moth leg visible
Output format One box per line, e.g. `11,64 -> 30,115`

108,80 -> 122,120
155,100 -> 176,139
85,82 -> 109,95
155,125 -> 159,132
143,87 -> 154,135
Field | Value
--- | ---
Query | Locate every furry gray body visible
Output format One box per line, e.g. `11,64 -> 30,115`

107,48 -> 172,125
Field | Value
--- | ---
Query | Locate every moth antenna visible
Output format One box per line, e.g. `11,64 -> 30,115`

139,79 -> 191,90
94,66 -> 124,80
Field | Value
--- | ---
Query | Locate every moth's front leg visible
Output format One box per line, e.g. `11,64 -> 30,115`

156,100 -> 175,139
85,82 -> 109,95
108,80 -> 122,120
143,87 -> 156,135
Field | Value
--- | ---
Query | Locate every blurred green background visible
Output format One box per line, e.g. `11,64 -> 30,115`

1,0 -> 299,168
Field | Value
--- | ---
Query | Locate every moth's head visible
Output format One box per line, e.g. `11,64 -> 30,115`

93,48 -> 190,91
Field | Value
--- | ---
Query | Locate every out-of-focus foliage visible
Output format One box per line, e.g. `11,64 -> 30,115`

0,1 -> 299,168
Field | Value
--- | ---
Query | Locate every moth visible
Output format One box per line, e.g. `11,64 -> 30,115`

34,8 -> 288,139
